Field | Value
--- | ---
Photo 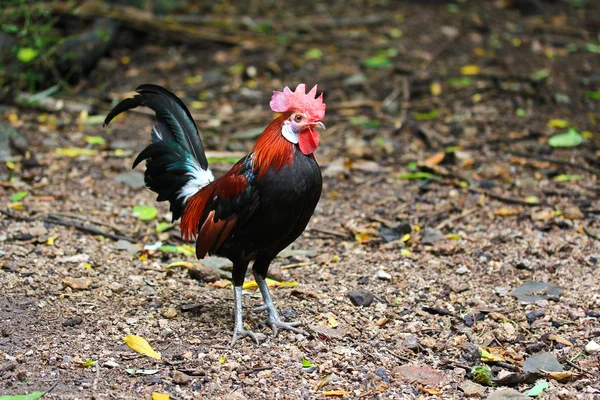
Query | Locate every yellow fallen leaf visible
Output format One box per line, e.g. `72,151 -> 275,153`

547,333 -> 573,346
430,81 -> 442,96
401,233 -> 410,242
7,202 -> 24,210
83,263 -> 92,270
56,148 -> 98,157
266,277 -> 280,288
122,335 -> 161,359
324,390 -> 350,397
327,315 -> 339,328
539,369 -> 580,383
46,235 -> 58,246
242,280 -> 258,290
461,64 -> 480,75
152,393 -> 170,400
480,347 -> 506,362
279,281 -> 300,287
421,387 -> 442,395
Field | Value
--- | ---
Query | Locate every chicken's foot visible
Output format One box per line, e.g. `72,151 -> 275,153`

253,271 -> 306,337
231,285 -> 259,346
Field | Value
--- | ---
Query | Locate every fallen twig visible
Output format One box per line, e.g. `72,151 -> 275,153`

509,150 -> 600,176
0,210 -> 136,242
280,262 -> 313,270
584,221 -> 600,241
468,187 -> 548,207
308,227 -> 350,239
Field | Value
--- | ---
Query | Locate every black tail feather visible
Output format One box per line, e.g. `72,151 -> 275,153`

104,84 -> 209,169
105,84 -> 213,221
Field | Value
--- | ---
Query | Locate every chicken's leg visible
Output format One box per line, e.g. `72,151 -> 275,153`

253,270 -> 305,337
231,286 -> 259,345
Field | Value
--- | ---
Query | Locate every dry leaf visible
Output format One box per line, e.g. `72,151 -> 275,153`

547,334 -> 573,346
461,65 -> 480,75
421,387 -> 442,395
123,335 -> 161,359
327,315 -> 339,328
495,207 -> 520,216
323,390 -> 350,397
539,369 -> 580,383
424,152 -> 445,166
152,393 -> 170,400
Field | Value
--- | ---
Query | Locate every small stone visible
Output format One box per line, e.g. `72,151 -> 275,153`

375,367 -> 390,384
460,380 -> 486,397
348,289 -> 375,307
494,287 -> 509,297
374,269 -> 392,280
62,277 -> 92,290
392,365 -> 443,386
585,340 -> 600,354
486,388 -> 529,400
172,370 -> 190,385
188,265 -> 221,283
421,228 -> 445,245
108,282 -> 125,294
113,240 -> 139,256
563,205 -> 584,220
403,334 -> 420,352
523,351 -> 563,373
16,370 -> 27,381
162,307 -> 178,319
461,343 -> 481,367
102,359 -> 120,368
456,265 -> 470,275
526,308 -> 546,324
62,317 -> 83,327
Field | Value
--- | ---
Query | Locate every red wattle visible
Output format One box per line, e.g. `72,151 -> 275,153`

298,127 -> 319,155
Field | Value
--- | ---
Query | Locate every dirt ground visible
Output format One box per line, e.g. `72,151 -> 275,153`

1,0 -> 600,399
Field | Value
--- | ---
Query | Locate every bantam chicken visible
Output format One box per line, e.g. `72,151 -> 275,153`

104,83 -> 326,344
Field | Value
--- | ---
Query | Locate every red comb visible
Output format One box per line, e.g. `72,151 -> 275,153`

270,84 -> 326,120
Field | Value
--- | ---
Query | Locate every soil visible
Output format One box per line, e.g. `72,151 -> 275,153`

1,1 -> 600,399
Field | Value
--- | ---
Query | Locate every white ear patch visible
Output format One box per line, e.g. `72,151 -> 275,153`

281,123 -> 298,144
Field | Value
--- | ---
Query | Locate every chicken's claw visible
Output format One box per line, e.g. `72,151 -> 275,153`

231,327 -> 260,346
266,317 -> 306,337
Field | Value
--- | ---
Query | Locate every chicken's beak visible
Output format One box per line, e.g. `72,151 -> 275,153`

313,121 -> 326,130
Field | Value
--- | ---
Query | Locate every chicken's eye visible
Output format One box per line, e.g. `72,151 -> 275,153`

294,114 -> 303,123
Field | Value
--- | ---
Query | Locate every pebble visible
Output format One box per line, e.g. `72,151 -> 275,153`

348,289 -> 374,307
486,388 -> 529,400
374,269 -> 392,280
459,380 -> 486,397
585,340 -> 600,354
403,334 -> 420,352
172,370 -> 191,385
62,277 -> 92,290
58,254 -> 90,264
102,359 -> 120,368
456,265 -> 470,275
421,228 -> 445,245
563,205 -> 584,220
162,307 -> 178,319
189,265 -> 221,283
16,370 -> 27,381
108,282 -> 125,294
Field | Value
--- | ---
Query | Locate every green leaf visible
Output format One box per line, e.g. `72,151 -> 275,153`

548,128 -> 583,148
515,108 -> 526,117
84,136 -> 106,145
470,365 -> 494,386
132,205 -> 158,221
219,355 -> 226,364
304,48 -> 323,60
525,380 -> 549,397
56,148 -> 98,157
206,157 -> 241,163
398,172 -> 439,180
448,77 -> 473,88
301,358 -> 313,368
363,55 -> 392,68
531,69 -> 550,81
586,91 -> 600,100
0,393 -> 45,400
553,174 -> 583,182
17,47 -> 39,63
155,222 -> 172,232
159,244 -> 195,256
525,196 -> 539,204
412,110 -> 439,121
11,191 -> 28,202
584,43 -> 600,54
82,359 -> 96,367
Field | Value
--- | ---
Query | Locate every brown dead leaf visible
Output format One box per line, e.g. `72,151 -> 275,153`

424,152 -> 445,167
495,207 -> 520,216
539,369 -> 580,383
547,334 -> 573,346
323,390 -> 349,397
421,387 -> 442,395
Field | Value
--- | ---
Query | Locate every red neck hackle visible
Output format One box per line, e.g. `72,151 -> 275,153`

251,113 -> 295,179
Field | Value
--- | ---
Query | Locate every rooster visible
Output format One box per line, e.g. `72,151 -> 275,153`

104,83 -> 326,344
